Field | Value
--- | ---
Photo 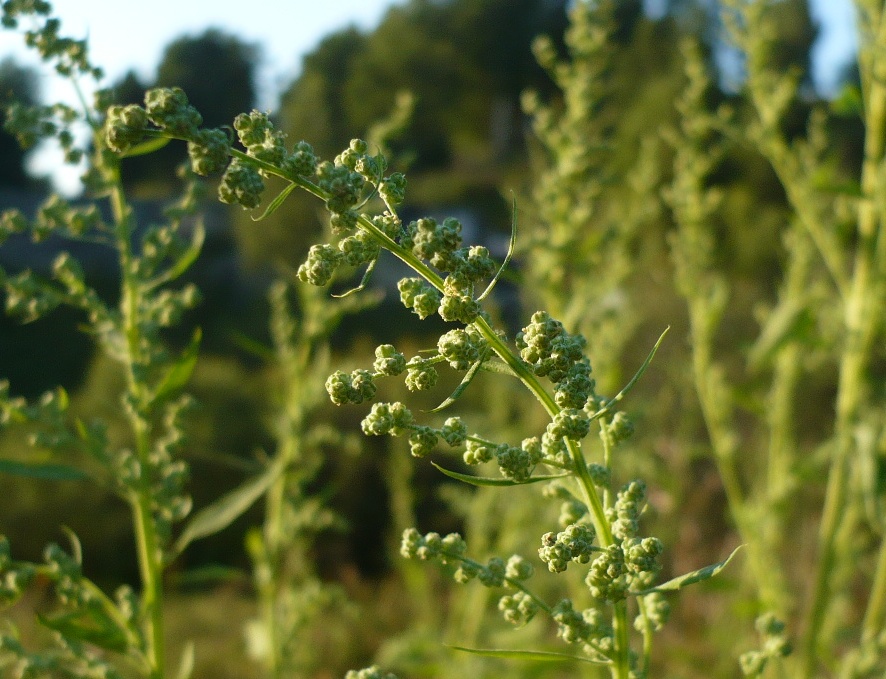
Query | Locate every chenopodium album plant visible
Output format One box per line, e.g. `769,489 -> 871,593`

85,45 -> 738,679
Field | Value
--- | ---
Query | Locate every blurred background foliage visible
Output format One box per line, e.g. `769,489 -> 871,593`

0,0 -> 876,677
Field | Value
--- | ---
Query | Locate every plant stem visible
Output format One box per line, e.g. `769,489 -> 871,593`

106,154 -> 166,679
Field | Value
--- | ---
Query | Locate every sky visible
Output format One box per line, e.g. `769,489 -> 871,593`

0,0 -> 859,193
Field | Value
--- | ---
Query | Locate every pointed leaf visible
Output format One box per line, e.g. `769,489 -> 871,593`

123,135 -> 171,158
448,645 -> 606,665
173,460 -> 283,556
634,545 -> 742,595
589,327 -> 669,420
333,257 -> 378,298
427,352 -> 487,413
164,221 -> 205,283
153,328 -> 201,403
0,458 -> 89,481
431,462 -> 568,487
477,195 -> 517,302
251,183 -> 297,221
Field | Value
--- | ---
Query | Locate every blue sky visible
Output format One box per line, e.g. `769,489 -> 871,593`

0,0 -> 859,192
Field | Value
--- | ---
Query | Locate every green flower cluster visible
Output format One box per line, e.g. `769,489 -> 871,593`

325,369 -> 377,406
517,311 -> 597,409
498,590 -> 539,626
463,436 -> 544,482
582,481 -> 663,602
437,326 -> 487,370
551,599 -> 613,648
2,1 -> 101,78
539,523 -> 598,573
739,614 -> 792,676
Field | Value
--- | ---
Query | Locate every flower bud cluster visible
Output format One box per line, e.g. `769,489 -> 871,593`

144,87 -> 202,136
298,244 -> 344,286
601,411 -> 635,447
462,436 -> 542,481
539,523 -> 597,573
739,613 -> 792,676
398,277 -> 441,319
437,326 -> 487,371
636,592 -> 670,633
551,599 -> 611,646
372,344 -> 407,376
405,356 -> 439,391
104,104 -> 148,154
325,369 -> 377,405
586,544 -> 629,602
400,528 -> 466,564
2,6 -> 101,78
611,480 -> 646,541
498,590 -> 538,626
219,159 -> 265,210
517,312 -> 597,410
361,402 -> 413,436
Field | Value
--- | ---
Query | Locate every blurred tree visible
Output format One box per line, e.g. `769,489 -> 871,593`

0,56 -> 39,188
279,0 -> 568,173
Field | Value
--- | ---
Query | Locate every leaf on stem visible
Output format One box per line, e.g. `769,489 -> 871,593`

426,351 -> 488,413
448,645 -> 606,664
333,257 -> 378,298
634,545 -> 743,595
251,182 -> 297,222
152,327 -> 201,403
431,462 -> 568,486
589,327 -> 669,420
122,136 -> 171,158
172,459 -> 283,557
477,194 -> 517,302
0,458 -> 89,481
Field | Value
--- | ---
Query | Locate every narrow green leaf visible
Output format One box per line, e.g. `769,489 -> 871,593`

427,352 -> 487,413
333,257 -> 378,298
0,458 -> 89,481
153,328 -> 201,403
173,460 -> 282,556
590,327 -> 669,420
477,194 -> 517,302
635,545 -> 743,595
123,135 -> 171,157
251,182 -> 297,221
448,645 -> 606,665
431,462 -> 568,487
164,221 -> 205,283
37,610 -> 129,653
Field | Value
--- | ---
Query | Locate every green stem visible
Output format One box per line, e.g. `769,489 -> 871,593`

106,153 -> 166,679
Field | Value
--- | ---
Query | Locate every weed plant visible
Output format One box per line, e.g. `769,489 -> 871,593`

0,1 -> 884,678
